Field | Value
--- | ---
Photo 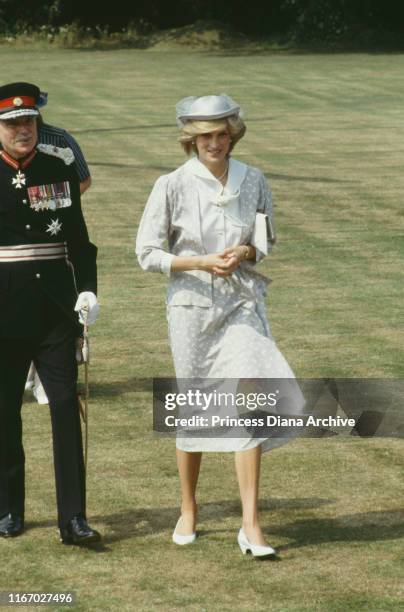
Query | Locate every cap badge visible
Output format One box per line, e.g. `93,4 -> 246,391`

13,97 -> 23,107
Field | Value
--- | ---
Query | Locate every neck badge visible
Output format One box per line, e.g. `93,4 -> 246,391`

12,170 -> 26,189
0,150 -> 36,187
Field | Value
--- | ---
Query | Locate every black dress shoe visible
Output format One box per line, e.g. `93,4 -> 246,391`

60,515 -> 101,545
0,513 -> 24,538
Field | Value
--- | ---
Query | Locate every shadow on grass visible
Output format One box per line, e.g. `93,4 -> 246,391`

72,124 -> 174,135
263,171 -> 354,184
22,520 -> 111,553
86,162 -> 349,184
273,508 -> 404,552
89,497 -> 332,544
210,46 -> 404,58
23,503 -> 403,554
89,378 -> 152,396
88,161 -> 174,172
72,116 -> 275,136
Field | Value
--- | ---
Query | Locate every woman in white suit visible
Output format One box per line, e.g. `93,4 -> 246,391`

136,94 -> 302,557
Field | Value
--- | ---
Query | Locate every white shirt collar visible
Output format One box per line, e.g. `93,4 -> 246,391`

185,157 -> 247,194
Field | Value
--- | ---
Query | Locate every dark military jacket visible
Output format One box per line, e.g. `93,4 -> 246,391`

0,145 -> 97,338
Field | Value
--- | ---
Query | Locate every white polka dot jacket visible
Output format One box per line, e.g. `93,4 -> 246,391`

136,157 -> 274,308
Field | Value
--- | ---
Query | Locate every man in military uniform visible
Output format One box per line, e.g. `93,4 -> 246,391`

0,82 -> 101,544
22,88 -> 93,405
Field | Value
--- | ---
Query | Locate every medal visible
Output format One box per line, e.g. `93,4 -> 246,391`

12,170 -> 26,189
0,150 -> 35,189
28,181 -> 71,211
46,218 -> 62,236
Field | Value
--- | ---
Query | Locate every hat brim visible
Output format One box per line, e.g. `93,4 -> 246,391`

177,108 -> 239,125
0,108 -> 39,120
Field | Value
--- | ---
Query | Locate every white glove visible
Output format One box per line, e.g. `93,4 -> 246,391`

74,291 -> 99,326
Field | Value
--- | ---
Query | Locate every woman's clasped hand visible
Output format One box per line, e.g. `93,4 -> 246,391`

199,245 -> 248,276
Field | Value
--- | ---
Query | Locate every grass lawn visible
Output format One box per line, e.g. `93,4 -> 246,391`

0,48 -> 403,611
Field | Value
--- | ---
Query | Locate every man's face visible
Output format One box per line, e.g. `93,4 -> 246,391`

0,116 -> 38,159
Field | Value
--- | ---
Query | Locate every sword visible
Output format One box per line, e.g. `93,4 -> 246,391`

78,303 -> 90,477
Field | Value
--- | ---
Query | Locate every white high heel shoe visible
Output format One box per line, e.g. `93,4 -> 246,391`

172,518 -> 196,546
237,528 -> 276,558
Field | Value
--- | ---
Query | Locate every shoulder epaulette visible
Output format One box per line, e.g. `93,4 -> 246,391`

37,144 -> 75,166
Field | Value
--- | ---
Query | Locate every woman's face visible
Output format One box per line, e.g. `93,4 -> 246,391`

195,127 -> 231,166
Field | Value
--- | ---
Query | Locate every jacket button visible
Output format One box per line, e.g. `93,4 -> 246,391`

25,224 -> 31,230
22,199 -> 27,204
35,273 -> 41,279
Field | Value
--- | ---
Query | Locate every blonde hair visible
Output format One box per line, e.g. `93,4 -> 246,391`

179,116 -> 246,156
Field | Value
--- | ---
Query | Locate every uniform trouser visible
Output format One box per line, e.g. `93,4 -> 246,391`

0,295 -> 85,529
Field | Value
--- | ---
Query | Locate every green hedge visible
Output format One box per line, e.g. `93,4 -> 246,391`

0,0 -> 402,43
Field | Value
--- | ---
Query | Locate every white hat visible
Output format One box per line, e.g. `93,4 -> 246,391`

176,94 -> 242,128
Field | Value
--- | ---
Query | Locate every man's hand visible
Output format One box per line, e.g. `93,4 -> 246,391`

74,291 -> 99,325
